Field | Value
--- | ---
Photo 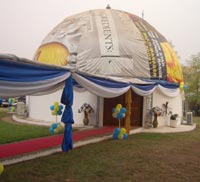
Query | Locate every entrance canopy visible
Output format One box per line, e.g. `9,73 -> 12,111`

73,73 -> 180,98
0,54 -> 179,98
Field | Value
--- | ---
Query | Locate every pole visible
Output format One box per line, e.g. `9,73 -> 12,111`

125,88 -> 132,134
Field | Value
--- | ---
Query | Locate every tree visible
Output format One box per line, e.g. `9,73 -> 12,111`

183,53 -> 200,115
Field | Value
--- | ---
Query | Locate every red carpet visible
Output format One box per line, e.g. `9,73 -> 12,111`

0,126 -> 115,159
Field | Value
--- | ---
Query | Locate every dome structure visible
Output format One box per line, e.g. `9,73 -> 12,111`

23,8 -> 185,129
34,8 -> 183,84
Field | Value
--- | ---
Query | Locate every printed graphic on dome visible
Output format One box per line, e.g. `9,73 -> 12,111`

34,42 -> 69,66
161,42 -> 183,83
33,9 -> 183,84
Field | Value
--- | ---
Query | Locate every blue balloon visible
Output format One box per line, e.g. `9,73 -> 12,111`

117,112 -> 124,119
113,128 -> 120,135
8,98 -> 12,104
57,111 -> 62,115
123,133 -> 128,140
51,123 -> 57,129
120,107 -> 126,113
59,105 -> 64,110
49,127 -> 54,134
50,105 -> 54,110
183,85 -> 187,90
113,134 -> 118,140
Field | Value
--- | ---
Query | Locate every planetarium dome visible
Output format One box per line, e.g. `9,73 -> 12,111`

34,8 -> 183,84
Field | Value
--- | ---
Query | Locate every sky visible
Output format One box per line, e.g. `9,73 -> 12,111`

0,0 -> 200,65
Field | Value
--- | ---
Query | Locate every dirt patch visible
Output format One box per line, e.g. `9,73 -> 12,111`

2,114 -> 16,123
0,111 -> 22,125
0,107 -> 8,112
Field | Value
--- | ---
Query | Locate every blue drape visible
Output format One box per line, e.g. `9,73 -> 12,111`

132,83 -> 157,91
79,74 -> 179,89
62,124 -> 73,152
82,74 -> 129,88
61,76 -> 74,152
0,58 -> 68,82
0,55 -> 71,98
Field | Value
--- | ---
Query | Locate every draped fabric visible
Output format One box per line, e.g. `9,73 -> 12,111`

158,85 -> 180,97
60,76 -> 74,152
0,55 -> 71,98
73,73 -> 180,98
72,73 -> 130,98
61,76 -> 74,124
61,123 -> 73,152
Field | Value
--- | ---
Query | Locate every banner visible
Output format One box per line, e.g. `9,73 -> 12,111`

128,14 -> 167,80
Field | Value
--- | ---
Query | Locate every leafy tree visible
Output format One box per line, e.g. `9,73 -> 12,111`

183,53 -> 200,115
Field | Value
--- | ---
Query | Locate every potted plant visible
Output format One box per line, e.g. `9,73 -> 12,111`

170,113 -> 178,128
78,103 -> 94,125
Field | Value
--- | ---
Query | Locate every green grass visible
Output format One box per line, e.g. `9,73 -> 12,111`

0,111 -> 61,144
0,111 -> 6,118
1,116 -> 200,181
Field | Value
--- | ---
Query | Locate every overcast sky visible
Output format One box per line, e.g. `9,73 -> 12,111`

0,0 -> 200,65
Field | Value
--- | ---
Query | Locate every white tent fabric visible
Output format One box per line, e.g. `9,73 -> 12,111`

72,73 -> 130,98
131,85 -> 157,96
73,73 -> 180,98
157,85 -> 180,98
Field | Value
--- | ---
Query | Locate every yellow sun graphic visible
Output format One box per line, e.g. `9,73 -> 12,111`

34,42 -> 69,66
161,42 -> 183,83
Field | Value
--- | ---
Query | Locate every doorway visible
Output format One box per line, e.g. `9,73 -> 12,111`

103,91 -> 143,127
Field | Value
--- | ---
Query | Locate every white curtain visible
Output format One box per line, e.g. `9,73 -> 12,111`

157,85 -> 180,98
72,73 -> 130,98
72,73 -> 180,98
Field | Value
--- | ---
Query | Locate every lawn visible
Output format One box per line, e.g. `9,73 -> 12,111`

1,115 -> 200,181
0,110 -> 61,144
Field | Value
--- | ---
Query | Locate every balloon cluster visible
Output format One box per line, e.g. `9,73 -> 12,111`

0,163 -> 4,175
8,106 -> 15,112
8,98 -> 15,105
112,104 -> 126,119
8,98 -> 16,112
180,82 -> 187,91
50,102 -> 63,116
49,102 -> 64,133
112,104 -> 128,140
49,123 -> 63,134
113,127 -> 128,140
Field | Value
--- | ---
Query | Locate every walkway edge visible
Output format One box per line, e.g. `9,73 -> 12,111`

13,115 -> 51,126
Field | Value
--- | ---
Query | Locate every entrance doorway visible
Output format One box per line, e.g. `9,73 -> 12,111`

103,91 -> 143,127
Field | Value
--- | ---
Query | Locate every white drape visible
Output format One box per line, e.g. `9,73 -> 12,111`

157,84 -> 180,97
72,73 -> 130,98
73,73 -> 180,98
